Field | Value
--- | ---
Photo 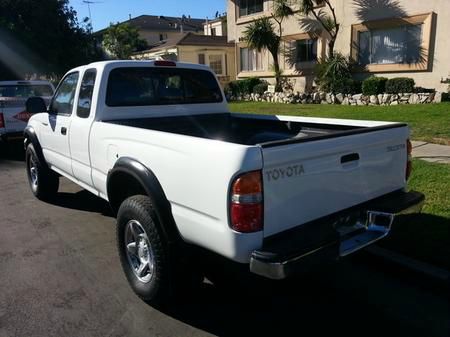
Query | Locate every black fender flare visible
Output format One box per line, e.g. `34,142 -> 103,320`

107,157 -> 180,244
23,126 -> 48,169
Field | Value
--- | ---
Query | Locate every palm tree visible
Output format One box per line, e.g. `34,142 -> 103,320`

298,0 -> 339,57
242,0 -> 294,90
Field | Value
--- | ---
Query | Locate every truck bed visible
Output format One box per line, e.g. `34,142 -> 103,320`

105,113 -> 405,146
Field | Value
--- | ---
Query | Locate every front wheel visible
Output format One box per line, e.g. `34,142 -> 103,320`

25,143 -> 59,200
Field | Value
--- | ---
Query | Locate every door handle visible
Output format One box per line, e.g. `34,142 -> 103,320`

61,127 -> 67,135
341,153 -> 360,164
41,122 -> 48,126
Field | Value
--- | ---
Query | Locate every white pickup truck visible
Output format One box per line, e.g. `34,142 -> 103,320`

0,80 -> 54,142
24,60 -> 424,304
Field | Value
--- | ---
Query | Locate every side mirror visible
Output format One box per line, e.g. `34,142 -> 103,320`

25,96 -> 47,114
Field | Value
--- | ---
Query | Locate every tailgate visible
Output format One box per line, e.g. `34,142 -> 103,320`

0,97 -> 49,134
261,124 -> 409,237
0,98 -> 28,133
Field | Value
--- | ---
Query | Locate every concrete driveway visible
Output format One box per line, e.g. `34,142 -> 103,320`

0,146 -> 449,337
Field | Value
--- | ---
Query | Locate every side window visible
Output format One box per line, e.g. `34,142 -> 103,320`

50,72 -> 79,115
77,69 -> 97,118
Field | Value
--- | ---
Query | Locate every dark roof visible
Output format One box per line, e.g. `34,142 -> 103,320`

95,15 -> 205,35
141,32 -> 234,52
96,15 -> 205,34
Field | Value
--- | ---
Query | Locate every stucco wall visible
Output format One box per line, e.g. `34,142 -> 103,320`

178,45 -> 236,84
139,31 -> 186,45
204,20 -> 226,36
228,0 -> 450,92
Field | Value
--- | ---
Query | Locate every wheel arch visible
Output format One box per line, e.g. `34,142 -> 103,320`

107,157 -> 180,244
24,126 -> 48,169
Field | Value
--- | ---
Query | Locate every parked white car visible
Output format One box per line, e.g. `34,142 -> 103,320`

24,60 -> 424,304
0,80 -> 54,141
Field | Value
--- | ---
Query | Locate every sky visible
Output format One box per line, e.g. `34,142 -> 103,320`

69,0 -> 227,32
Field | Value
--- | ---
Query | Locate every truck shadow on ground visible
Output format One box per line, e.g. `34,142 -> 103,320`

49,190 -> 113,216
161,263 -> 436,337
0,141 -> 25,162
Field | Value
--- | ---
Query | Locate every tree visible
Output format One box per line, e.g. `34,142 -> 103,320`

102,23 -> 147,59
243,0 -> 294,90
298,0 -> 339,57
0,0 -> 101,80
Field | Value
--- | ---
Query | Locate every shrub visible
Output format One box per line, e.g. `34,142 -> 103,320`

315,53 -> 353,93
253,82 -> 268,95
350,79 -> 363,94
329,78 -> 362,94
224,77 -> 265,97
362,76 -> 388,95
414,86 -> 435,93
224,81 -> 238,96
240,77 -> 264,95
385,77 -> 415,94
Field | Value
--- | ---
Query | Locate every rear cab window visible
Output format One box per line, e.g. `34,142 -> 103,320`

77,69 -> 97,118
105,67 -> 223,107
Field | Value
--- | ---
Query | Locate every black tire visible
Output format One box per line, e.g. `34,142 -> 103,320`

25,143 -> 59,200
116,195 -> 171,305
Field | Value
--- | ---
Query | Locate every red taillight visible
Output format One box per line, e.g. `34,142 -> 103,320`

230,171 -> 263,233
154,60 -> 176,67
406,139 -> 412,181
0,113 -> 4,128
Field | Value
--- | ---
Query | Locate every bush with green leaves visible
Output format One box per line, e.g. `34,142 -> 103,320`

253,82 -> 269,95
224,81 -> 238,96
362,76 -> 388,95
224,77 -> 265,97
314,53 -> 353,93
327,78 -> 362,94
414,86 -> 435,93
385,77 -> 415,94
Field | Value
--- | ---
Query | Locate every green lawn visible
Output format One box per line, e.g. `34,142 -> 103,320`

229,102 -> 450,144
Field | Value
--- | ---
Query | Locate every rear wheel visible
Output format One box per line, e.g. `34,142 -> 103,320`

117,195 -> 203,306
117,195 -> 170,305
25,143 -> 59,200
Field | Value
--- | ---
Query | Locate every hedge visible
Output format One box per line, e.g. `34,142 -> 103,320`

225,77 -> 265,96
385,77 -> 415,94
362,76 -> 388,95
253,83 -> 268,95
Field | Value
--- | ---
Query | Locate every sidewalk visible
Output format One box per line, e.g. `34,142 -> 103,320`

411,141 -> 450,164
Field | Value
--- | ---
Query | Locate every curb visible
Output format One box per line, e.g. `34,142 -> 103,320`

365,245 -> 450,283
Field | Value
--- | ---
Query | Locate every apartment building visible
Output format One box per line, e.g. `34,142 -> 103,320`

227,0 -> 450,92
204,16 -> 228,36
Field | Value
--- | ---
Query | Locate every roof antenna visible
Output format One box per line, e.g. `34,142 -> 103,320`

82,0 -> 103,31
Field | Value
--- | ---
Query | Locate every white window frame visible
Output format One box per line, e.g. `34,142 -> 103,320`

240,47 -> 264,72
207,54 -> 226,76
238,0 -> 265,17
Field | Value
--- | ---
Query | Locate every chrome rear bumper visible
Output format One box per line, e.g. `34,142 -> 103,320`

250,190 -> 425,280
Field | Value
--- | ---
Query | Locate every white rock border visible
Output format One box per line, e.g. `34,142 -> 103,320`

228,91 -> 443,105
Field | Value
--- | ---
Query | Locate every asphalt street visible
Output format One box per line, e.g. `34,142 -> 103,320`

0,144 -> 449,337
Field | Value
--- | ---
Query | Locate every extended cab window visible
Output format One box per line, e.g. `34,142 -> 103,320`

77,69 -> 97,118
50,72 -> 79,115
106,67 -> 223,107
